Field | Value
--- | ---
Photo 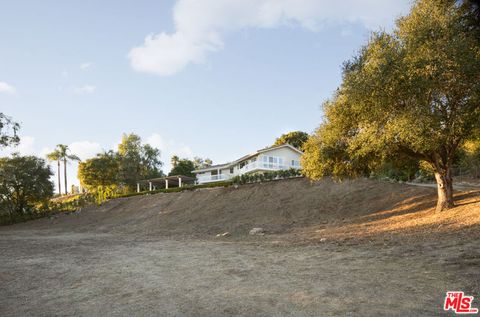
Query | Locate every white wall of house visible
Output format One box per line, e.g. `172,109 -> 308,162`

194,145 -> 302,184
258,147 -> 301,168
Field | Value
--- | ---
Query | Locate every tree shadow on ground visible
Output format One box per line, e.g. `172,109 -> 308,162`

355,190 -> 479,225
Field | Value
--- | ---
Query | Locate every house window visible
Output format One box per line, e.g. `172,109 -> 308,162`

261,155 -> 285,168
230,167 -> 234,174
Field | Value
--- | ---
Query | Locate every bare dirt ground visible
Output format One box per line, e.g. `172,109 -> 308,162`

1,178 -> 479,316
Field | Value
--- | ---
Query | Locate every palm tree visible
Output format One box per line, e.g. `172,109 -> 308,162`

171,155 -> 180,168
46,149 -> 62,195
56,144 -> 80,195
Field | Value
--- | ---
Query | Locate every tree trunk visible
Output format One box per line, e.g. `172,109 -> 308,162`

57,160 -> 62,196
64,158 -> 68,195
434,168 -> 454,212
8,210 -> 14,225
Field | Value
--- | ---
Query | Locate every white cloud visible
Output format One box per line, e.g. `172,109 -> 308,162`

0,138 -> 102,161
0,136 -> 35,156
72,85 -> 96,94
68,141 -> 102,161
0,81 -> 16,95
128,0 -> 411,76
16,136 -> 35,154
146,133 -> 192,157
145,133 -> 193,172
80,62 -> 93,71
146,133 -> 166,151
40,147 -> 52,158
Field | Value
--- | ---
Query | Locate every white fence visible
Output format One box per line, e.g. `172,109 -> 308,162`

196,173 -> 232,183
239,161 -> 299,174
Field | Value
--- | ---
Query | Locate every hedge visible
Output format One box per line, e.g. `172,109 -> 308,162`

231,168 -> 302,185
113,180 -> 233,199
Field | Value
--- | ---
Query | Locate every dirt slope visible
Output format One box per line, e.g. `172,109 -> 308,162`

1,178 -> 479,316
8,177 -> 480,242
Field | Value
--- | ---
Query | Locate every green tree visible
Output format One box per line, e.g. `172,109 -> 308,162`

274,131 -> 309,150
141,144 -> 163,179
168,157 -> 195,177
46,149 -> 62,195
48,145 -> 80,195
118,133 -> 142,188
458,139 -> 480,176
193,157 -> 213,169
171,155 -> 180,168
77,151 -> 119,192
0,113 -> 20,148
0,154 -> 54,222
302,0 -> 480,212
117,133 -> 163,189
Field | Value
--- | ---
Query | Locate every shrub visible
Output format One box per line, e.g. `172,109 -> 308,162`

112,181 -> 233,199
231,168 -> 302,184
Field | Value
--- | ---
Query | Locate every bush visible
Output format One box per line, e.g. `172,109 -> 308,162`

231,168 -> 302,184
113,181 -> 233,199
48,194 -> 95,212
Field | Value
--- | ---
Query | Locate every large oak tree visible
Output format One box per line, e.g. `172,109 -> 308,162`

302,0 -> 480,212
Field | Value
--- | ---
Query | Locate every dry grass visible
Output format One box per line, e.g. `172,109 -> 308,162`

296,189 -> 480,244
8,178 -> 480,247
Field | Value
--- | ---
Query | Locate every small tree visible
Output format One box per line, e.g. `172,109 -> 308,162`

171,155 -> 180,168
168,157 -> 195,177
78,151 -> 119,192
274,131 -> 309,150
193,157 -> 213,169
0,154 -> 54,222
302,0 -> 480,212
0,113 -> 20,148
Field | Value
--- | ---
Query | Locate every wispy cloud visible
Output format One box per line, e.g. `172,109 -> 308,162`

0,81 -> 16,95
68,140 -> 102,161
72,85 -> 96,94
80,62 -> 93,71
128,0 -> 411,76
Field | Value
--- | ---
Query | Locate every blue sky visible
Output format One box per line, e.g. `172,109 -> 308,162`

0,0 -> 411,191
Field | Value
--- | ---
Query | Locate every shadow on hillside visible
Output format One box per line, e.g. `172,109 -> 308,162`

303,189 -> 480,243
355,193 -> 436,224
454,190 -> 480,206
355,190 -> 480,226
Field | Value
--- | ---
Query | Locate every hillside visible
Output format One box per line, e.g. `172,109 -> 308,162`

2,177 -> 480,316
9,178 -> 480,244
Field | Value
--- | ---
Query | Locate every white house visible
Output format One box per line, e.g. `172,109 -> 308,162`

193,143 -> 303,184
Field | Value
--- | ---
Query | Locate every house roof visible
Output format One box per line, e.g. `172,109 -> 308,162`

192,143 -> 302,173
192,162 -> 234,173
